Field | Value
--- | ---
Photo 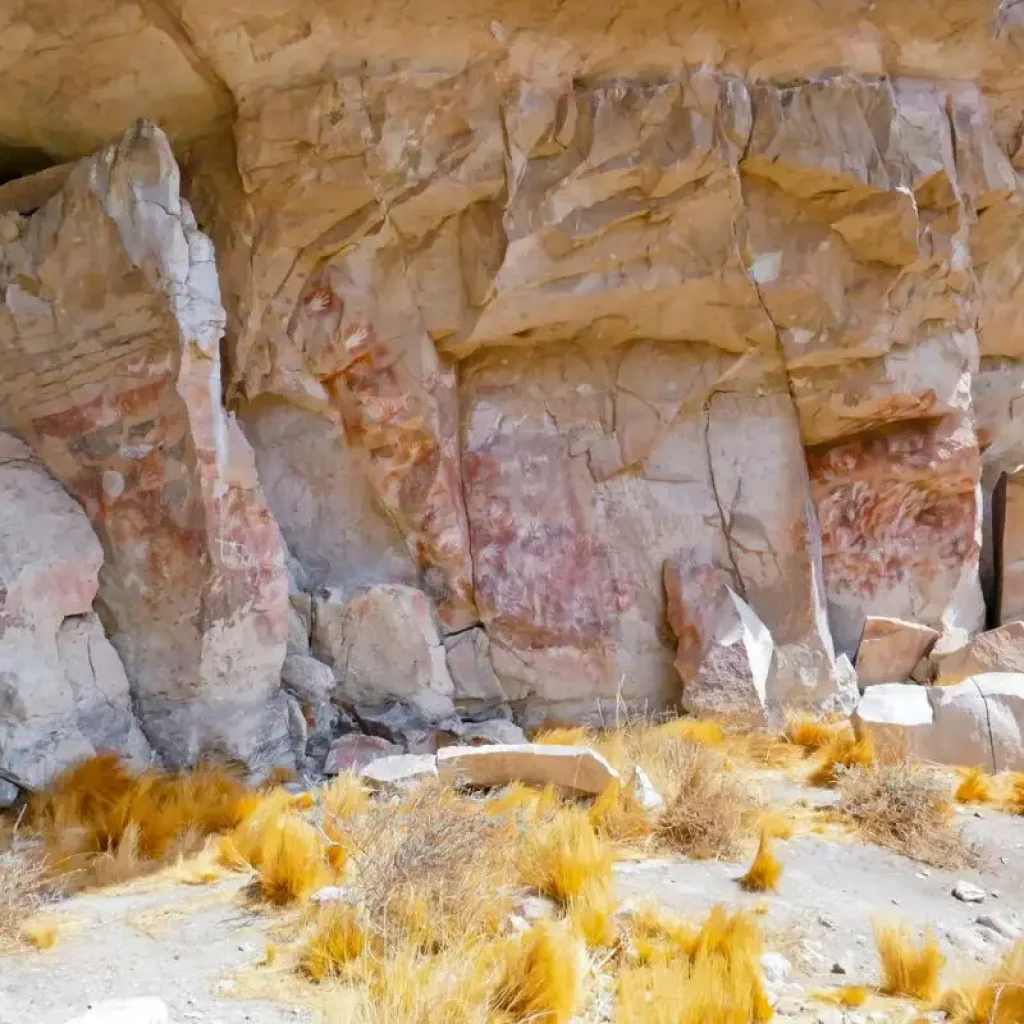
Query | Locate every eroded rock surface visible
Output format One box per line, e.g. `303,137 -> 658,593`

0,123 -> 290,771
0,434 -> 150,791
8,8 -> 1024,775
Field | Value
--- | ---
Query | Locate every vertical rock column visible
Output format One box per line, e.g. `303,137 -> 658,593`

0,121 -> 291,770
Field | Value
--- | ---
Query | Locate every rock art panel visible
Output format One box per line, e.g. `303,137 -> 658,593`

0,434 -> 150,791
742,77 -> 985,652
0,121 -> 290,770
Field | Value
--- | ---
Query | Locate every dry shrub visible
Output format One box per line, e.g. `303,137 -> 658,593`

809,734 -> 875,787
491,921 -> 585,1024
785,715 -> 848,752
28,754 -> 255,887
617,905 -> 772,1023
654,740 -> 758,860
759,809 -> 795,840
875,921 -> 944,1001
253,814 -> 327,905
219,788 -> 292,871
738,832 -> 783,893
300,904 -> 377,981
940,941 -> 1024,1023
0,848 -> 47,948
955,767 -> 994,805
348,784 -> 520,952
521,807 -> 614,907
838,762 -> 977,869
588,779 -> 654,844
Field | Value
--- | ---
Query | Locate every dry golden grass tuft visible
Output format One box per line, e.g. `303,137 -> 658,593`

649,718 -> 726,748
813,985 -> 872,1008
252,814 -> 328,906
738,831 -> 783,893
1007,773 -> 1024,816
322,773 -> 370,822
27,753 -> 259,889
875,921 -> 945,1001
955,767 -> 994,805
759,808 -> 795,840
491,921 -> 584,1024
624,905 -> 698,965
617,905 -> 773,1023
533,726 -> 592,747
838,762 -> 977,869
19,916 -> 58,950
940,941 -> 1024,1024
520,807 -> 614,909
300,904 -> 376,982
653,739 -> 759,860
588,778 -> 654,844
809,733 -> 875,787
785,715 -> 849,752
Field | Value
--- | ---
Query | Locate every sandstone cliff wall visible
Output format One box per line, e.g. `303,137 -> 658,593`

4,2 -> 1024,782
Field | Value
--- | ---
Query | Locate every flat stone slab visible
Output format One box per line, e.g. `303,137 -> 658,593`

436,743 -> 619,795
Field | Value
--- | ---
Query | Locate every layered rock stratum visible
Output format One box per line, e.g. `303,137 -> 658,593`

5,0 -> 1024,785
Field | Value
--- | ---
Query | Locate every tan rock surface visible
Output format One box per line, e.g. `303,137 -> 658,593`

934,621 -> 1024,684
437,742 -> 619,795
855,617 -> 940,687
0,123 -> 291,770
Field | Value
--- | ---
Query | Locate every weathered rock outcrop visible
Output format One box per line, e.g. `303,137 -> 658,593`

0,434 -> 149,791
8,3 -> 1024,778
0,124 -> 291,771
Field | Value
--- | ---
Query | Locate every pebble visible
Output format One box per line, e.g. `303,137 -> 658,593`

952,880 -> 987,904
830,959 -> 849,975
760,952 -> 792,985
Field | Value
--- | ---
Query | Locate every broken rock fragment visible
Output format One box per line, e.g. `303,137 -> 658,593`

855,617 -> 940,687
437,743 -> 619,796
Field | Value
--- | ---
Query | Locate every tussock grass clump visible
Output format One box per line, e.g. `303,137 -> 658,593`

654,740 -> 758,860
738,831 -> 783,893
785,715 -> 848,752
300,905 -> 376,982
28,753 -> 258,887
651,718 -> 726,748
940,941 -> 1024,1023
20,917 -> 58,950
491,921 -> 584,1024
1007,773 -> 1024,816
253,814 -> 327,905
955,767 -> 994,805
809,734 -> 875,787
617,905 -> 772,1023
322,773 -> 370,822
521,807 -> 614,908
813,985 -> 872,1008
533,726 -> 592,747
588,779 -> 654,844
624,905 -> 699,965
875,921 -> 945,1001
838,763 -> 977,869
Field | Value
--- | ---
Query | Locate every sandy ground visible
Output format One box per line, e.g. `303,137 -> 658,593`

2,775 -> 1022,1024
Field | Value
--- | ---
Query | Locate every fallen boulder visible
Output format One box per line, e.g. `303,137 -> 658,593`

359,753 -> 439,790
437,743 -> 619,795
323,734 -> 399,775
666,562 -> 774,724
854,675 -> 1024,770
852,683 -> 935,760
313,585 -> 455,720
855,617 -> 939,687
934,622 -> 1024,685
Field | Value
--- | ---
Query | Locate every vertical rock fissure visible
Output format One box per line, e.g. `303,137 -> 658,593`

703,391 -> 747,599
972,677 -> 999,771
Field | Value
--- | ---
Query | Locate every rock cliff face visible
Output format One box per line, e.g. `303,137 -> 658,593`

5,1 -> 1024,782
